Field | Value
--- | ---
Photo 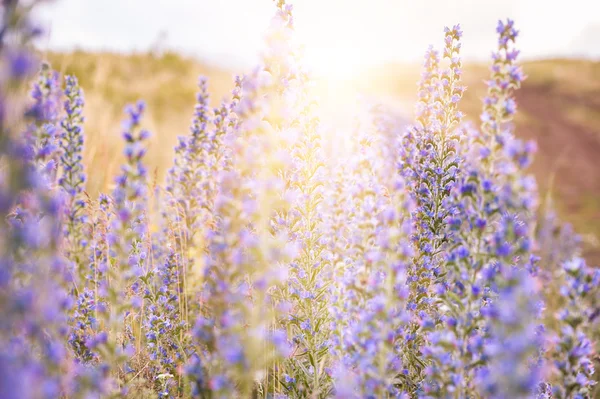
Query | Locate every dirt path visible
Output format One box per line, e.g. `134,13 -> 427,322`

514,84 -> 600,264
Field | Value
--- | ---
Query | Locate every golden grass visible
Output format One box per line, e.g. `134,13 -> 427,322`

44,50 -> 234,195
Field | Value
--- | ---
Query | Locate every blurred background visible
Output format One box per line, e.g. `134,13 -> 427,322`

35,0 -> 600,262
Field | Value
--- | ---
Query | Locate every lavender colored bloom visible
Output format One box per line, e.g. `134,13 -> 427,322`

0,4 -> 106,397
58,75 -> 89,280
545,258 -> 599,398
165,76 -> 214,250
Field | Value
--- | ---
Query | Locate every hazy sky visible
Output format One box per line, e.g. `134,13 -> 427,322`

36,0 -> 600,76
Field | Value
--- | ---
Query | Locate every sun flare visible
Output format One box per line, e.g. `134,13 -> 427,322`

302,46 -> 366,81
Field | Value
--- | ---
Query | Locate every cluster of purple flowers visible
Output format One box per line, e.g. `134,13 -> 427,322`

1,1 -> 598,398
59,75 -> 88,275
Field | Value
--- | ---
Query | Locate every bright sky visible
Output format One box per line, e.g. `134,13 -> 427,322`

36,0 -> 600,78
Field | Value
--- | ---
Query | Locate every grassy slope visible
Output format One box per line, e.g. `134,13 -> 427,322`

45,50 -> 600,263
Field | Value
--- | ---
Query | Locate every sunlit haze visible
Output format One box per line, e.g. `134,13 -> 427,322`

37,0 -> 600,79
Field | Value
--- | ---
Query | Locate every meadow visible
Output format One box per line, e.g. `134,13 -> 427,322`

44,52 -> 600,264
1,1 -> 600,398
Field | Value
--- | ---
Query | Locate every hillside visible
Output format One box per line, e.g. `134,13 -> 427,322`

365,59 -> 600,263
45,50 -> 600,263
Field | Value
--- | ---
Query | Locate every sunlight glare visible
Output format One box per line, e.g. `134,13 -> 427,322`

302,45 -> 366,81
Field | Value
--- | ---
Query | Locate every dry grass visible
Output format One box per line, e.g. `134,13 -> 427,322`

44,50 -> 234,195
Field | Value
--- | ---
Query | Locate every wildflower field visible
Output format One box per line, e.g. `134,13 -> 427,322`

1,1 -> 599,398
